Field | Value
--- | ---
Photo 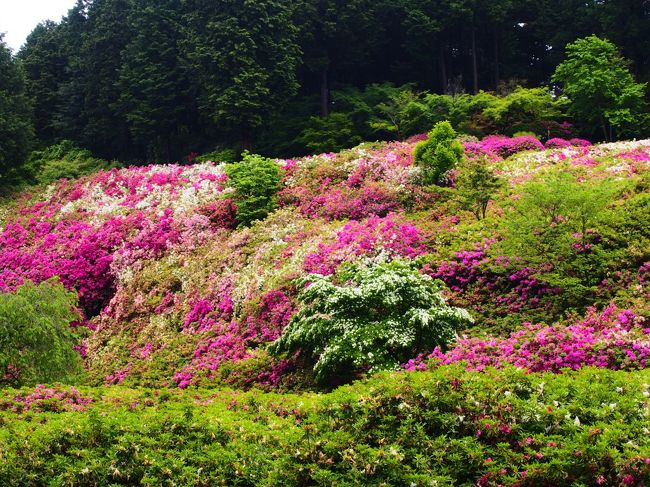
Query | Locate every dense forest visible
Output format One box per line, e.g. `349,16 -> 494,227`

1,0 -> 650,167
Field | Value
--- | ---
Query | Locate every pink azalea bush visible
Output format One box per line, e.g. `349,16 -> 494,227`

304,213 -> 428,275
428,240 -> 558,316
405,304 -> 649,373
279,141 -> 417,220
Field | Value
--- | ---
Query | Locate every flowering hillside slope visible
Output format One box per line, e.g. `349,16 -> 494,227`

1,137 -> 649,390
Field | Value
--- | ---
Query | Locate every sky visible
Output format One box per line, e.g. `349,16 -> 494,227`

0,0 -> 75,53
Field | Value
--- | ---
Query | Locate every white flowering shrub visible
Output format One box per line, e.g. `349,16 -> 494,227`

270,258 -> 473,383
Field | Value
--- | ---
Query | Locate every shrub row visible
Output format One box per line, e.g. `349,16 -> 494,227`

1,366 -> 649,486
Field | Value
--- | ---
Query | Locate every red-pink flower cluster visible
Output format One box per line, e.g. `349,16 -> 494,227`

304,213 -> 427,275
405,304 -> 650,373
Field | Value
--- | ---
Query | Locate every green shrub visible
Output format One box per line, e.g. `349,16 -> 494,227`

455,156 -> 503,220
413,121 -> 464,185
270,259 -> 472,384
195,147 -> 239,164
0,367 -> 649,486
24,140 -> 120,185
296,113 -> 362,154
499,172 -> 626,310
0,279 -> 84,386
225,152 -> 282,227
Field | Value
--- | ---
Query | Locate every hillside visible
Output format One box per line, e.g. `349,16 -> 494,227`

1,135 -> 649,389
1,135 -> 650,484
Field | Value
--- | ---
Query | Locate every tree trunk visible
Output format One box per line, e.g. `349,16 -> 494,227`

320,65 -> 329,118
600,116 -> 609,142
439,45 -> 448,93
493,27 -> 500,90
241,127 -> 253,151
471,21 -> 478,94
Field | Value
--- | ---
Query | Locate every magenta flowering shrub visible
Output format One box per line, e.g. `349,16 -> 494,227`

470,135 -> 545,158
545,138 -> 572,149
196,198 -> 238,229
279,141 -> 417,220
282,182 -> 401,221
569,138 -> 592,147
0,218 -> 127,313
428,240 -> 558,320
405,303 -> 649,373
174,287 -> 297,389
545,137 -> 592,149
0,162 -> 231,315
2,134 -> 649,392
304,213 -> 428,275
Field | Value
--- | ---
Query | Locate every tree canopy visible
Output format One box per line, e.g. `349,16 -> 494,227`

553,35 -> 648,141
5,0 -> 650,163
0,35 -> 33,180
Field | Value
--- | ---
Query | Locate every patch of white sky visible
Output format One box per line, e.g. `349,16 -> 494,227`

0,0 -> 76,53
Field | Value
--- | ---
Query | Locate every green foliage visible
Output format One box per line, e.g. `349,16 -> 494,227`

24,140 -> 120,185
455,156 -> 503,220
225,153 -> 282,227
553,35 -> 648,141
0,35 -> 34,182
195,147 -> 239,164
369,85 -> 428,139
1,367 -> 649,485
0,280 -> 83,386
270,259 -> 472,384
413,121 -> 465,185
297,113 -> 362,154
118,0 -> 194,162
499,172 -> 626,310
186,0 -> 301,147
482,86 -> 568,136
16,21 -> 67,145
502,172 -> 621,263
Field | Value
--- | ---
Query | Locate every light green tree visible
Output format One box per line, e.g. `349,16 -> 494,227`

552,35 -> 648,141
455,156 -> 503,220
226,153 -> 282,227
0,280 -> 84,386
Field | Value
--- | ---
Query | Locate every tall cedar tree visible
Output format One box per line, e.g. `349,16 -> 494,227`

0,36 -> 34,180
118,0 -> 195,162
56,0 -> 134,160
185,0 -> 301,149
17,21 -> 67,145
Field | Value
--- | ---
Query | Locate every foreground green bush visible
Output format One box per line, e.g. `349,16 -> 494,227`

0,366 -> 648,486
0,279 -> 83,386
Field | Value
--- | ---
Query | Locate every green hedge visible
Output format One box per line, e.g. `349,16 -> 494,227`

1,366 -> 649,485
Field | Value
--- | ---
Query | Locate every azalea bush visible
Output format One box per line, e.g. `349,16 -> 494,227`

0,279 -> 83,386
270,259 -> 473,383
407,303 -> 650,373
0,132 -> 648,390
